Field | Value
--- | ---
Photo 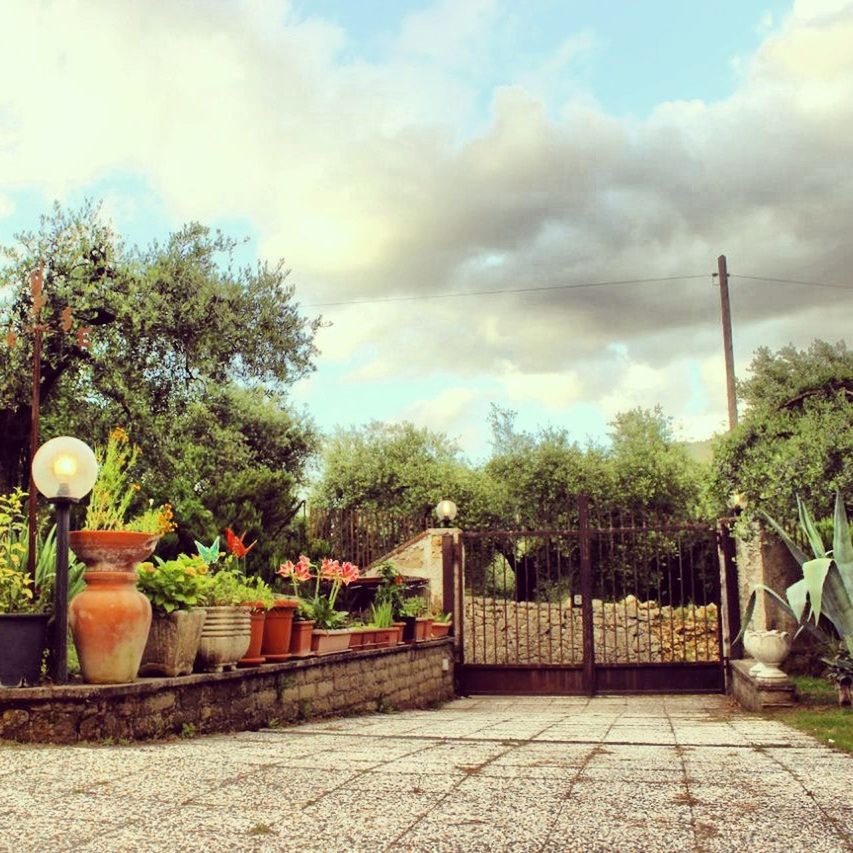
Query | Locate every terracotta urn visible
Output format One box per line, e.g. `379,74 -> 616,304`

430,620 -> 451,639
69,571 -> 152,684
139,609 -> 207,678
69,530 -> 160,573
67,530 -> 160,684
260,598 -> 298,661
744,629 -> 791,680
289,619 -> 315,657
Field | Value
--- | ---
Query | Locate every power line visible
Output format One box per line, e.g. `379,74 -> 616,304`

732,274 -> 853,291
302,274 -> 710,308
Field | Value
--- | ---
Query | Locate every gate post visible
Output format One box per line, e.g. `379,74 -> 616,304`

579,494 -> 596,696
717,518 -> 742,661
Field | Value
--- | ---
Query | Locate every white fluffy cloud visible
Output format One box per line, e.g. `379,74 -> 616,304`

1,0 -> 850,449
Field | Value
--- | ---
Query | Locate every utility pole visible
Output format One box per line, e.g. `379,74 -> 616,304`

716,255 -> 738,430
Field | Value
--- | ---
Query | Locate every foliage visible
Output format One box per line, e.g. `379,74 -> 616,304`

737,492 -> 853,660
822,651 -> 853,702
32,523 -> 86,603
373,561 -> 407,616
432,611 -> 452,624
0,489 -> 40,613
399,595 -> 426,618
239,575 -> 276,610
711,340 -> 853,521
1,203 -> 319,569
370,599 -> 395,628
137,554 -> 209,614
199,569 -> 253,607
84,428 -> 177,535
276,555 -> 360,629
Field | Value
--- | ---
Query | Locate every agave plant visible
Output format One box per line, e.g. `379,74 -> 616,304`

737,491 -> 853,658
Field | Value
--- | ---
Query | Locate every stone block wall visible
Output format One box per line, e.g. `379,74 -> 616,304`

0,639 -> 454,744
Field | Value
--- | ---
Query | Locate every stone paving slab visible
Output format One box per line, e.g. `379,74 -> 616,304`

0,694 -> 850,852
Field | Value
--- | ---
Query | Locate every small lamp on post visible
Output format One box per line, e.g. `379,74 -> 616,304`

31,436 -> 98,684
434,499 -> 458,528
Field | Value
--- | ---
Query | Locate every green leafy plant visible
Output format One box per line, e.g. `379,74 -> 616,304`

0,488 -> 47,614
84,428 -> 176,536
432,611 -> 452,624
239,575 -> 276,609
399,595 -> 426,618
374,561 -> 406,617
199,569 -> 250,607
137,554 -> 209,614
737,491 -> 853,664
370,599 -> 394,629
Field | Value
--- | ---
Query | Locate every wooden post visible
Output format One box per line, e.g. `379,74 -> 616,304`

26,266 -> 44,582
717,255 -> 738,430
579,494 -> 596,696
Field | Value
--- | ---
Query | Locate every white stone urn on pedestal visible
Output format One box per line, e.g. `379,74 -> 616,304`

743,629 -> 791,680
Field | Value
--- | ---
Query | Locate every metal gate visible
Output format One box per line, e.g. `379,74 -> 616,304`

453,497 -> 726,694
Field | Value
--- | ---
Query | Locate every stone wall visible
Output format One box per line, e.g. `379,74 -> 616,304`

0,639 -> 454,744
464,596 -> 719,664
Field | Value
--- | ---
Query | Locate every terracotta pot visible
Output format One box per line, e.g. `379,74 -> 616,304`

414,618 -> 434,642
430,621 -> 451,639
239,606 -> 267,667
349,627 -> 377,649
195,606 -> 251,673
69,571 -> 152,684
289,619 -> 315,657
311,628 -> 352,656
392,622 -> 405,644
260,598 -> 298,661
372,627 -> 397,648
139,608 -> 207,678
69,530 -> 160,573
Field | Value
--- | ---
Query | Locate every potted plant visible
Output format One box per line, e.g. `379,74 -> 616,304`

736,491 -> 853,704
137,554 -> 209,677
279,555 -> 359,655
0,489 -> 51,687
430,611 -> 453,639
276,556 -> 314,657
68,428 -> 177,684
238,575 -> 276,667
399,595 -> 432,642
369,599 -> 398,648
194,569 -> 252,672
374,562 -> 407,644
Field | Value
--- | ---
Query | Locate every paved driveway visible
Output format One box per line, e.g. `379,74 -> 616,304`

0,694 -> 850,852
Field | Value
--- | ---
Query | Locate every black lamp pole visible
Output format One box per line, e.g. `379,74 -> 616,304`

50,497 -> 75,685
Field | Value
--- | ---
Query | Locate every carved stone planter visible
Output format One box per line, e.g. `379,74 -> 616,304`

139,608 -> 207,678
195,606 -> 251,673
744,629 -> 791,680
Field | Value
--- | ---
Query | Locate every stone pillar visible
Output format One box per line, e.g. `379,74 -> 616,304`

735,522 -> 801,633
369,528 -> 461,612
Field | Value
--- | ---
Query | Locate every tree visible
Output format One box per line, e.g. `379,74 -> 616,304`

0,202 -> 319,563
711,340 -> 853,522
311,421 -> 485,521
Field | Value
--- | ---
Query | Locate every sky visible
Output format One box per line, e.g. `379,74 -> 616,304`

1,0 -> 851,460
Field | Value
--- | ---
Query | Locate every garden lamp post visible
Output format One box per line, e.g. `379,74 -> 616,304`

434,499 -> 458,528
31,436 -> 98,684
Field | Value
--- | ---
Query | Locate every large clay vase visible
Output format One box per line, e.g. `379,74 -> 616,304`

139,609 -> 207,678
69,530 -> 160,573
260,599 -> 298,661
67,530 -> 159,685
69,571 -> 152,684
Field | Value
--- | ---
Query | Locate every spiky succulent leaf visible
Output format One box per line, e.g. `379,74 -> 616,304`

833,492 -> 853,604
798,495 -> 827,559
802,557 -> 832,624
785,578 -> 808,623
758,510 -> 811,567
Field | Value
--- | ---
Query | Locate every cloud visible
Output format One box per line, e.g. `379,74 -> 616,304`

1,0 -> 851,448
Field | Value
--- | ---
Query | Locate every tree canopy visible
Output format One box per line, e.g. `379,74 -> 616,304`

711,339 -> 853,522
1,202 -> 319,565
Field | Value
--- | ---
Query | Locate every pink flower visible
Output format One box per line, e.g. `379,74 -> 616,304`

340,562 -> 360,586
277,560 -> 296,578
320,558 -> 341,580
278,556 -> 314,583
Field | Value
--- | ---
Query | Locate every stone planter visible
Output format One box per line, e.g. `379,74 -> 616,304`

195,606 -> 251,673
744,629 -> 791,680
311,628 -> 352,656
260,599 -> 298,661
289,620 -> 315,657
0,613 -> 49,687
139,608 -> 207,678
